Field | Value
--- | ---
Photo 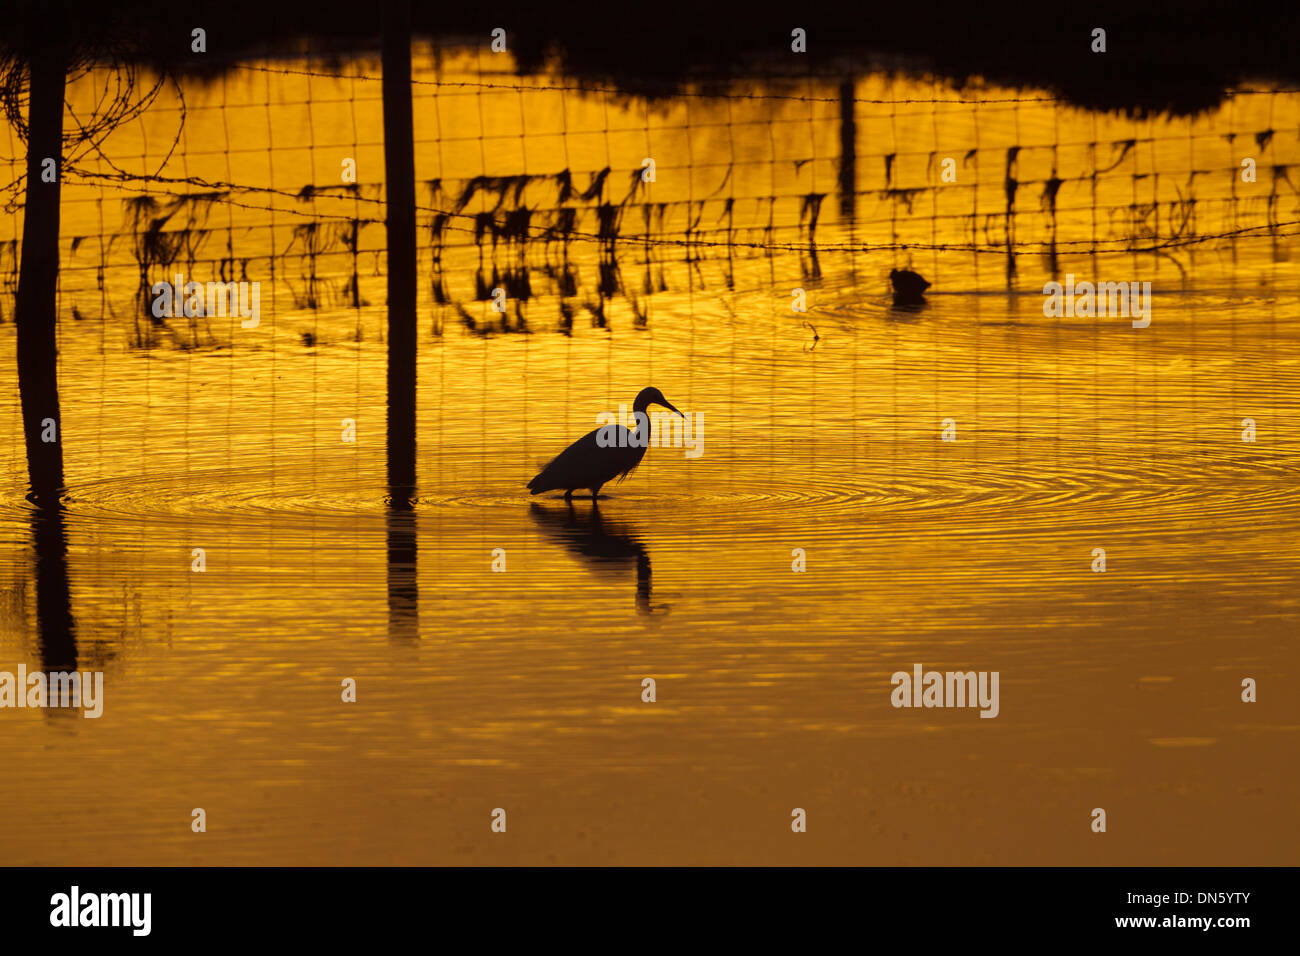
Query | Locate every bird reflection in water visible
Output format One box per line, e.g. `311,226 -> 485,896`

529,502 -> 661,614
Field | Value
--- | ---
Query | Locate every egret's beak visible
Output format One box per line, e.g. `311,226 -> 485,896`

661,399 -> 685,418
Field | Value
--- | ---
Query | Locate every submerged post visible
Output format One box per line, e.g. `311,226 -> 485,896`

32,502 -> 76,670
382,0 -> 418,494
15,42 -> 68,502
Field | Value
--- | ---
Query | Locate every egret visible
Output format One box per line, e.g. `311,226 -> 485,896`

527,387 -> 684,500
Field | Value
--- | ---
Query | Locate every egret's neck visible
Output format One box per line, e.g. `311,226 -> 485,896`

630,398 -> 656,434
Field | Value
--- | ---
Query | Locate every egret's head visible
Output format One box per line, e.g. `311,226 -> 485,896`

635,387 -> 684,417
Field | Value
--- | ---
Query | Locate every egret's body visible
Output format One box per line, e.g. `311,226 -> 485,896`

527,387 -> 684,500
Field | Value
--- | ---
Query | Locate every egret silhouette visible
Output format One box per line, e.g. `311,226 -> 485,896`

527,387 -> 684,500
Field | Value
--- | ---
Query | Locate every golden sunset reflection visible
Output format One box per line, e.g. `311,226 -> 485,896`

0,46 -> 1296,864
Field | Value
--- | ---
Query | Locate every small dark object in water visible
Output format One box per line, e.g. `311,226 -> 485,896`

890,268 -> 931,304
300,331 -> 316,347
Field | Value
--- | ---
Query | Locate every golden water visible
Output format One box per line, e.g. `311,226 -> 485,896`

0,49 -> 1296,863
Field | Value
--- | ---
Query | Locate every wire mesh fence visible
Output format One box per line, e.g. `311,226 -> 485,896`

3,42 -> 1296,346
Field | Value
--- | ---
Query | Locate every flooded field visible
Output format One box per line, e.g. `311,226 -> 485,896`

0,48 -> 1297,864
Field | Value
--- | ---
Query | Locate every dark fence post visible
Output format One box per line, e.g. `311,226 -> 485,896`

15,43 -> 68,502
382,0 -> 418,496
838,76 -> 856,221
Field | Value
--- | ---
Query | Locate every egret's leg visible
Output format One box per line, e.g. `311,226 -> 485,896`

564,489 -> 574,501
591,484 -> 603,501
